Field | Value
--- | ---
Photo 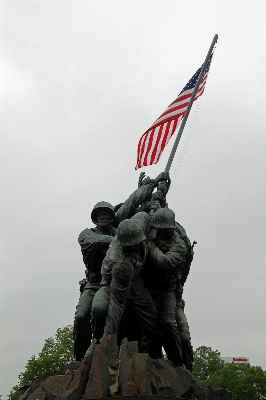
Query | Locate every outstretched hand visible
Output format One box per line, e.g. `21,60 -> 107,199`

138,172 -> 146,187
138,172 -> 151,187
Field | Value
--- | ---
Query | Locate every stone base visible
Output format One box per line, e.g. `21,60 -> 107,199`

12,336 -> 232,400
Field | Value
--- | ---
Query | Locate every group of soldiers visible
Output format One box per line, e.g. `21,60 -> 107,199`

73,171 -> 194,371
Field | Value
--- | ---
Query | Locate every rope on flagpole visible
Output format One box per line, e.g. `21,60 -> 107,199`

168,95 -> 203,195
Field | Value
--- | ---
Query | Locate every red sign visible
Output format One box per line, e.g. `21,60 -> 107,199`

233,357 -> 248,362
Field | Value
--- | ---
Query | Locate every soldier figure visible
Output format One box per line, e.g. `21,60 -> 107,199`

96,219 -> 162,359
90,212 -> 151,345
73,202 -> 116,361
74,172 -> 169,360
144,190 -> 194,371
143,207 -> 187,367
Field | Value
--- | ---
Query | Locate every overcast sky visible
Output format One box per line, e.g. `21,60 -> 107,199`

1,1 -> 266,398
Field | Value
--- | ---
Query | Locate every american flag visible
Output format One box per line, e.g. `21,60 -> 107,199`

135,53 -> 213,170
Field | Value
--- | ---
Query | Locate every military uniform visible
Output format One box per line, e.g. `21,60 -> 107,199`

176,289 -> 193,371
144,230 -> 187,367
74,180 -> 162,360
99,237 -> 162,358
174,221 -> 194,371
91,212 -> 151,346
74,226 -> 117,361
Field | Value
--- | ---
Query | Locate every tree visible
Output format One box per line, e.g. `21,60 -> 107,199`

192,345 -> 225,382
204,363 -> 266,400
9,325 -> 74,398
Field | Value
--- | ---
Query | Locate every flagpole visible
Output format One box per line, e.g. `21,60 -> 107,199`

164,34 -> 218,173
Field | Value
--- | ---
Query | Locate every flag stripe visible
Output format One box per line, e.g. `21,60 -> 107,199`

138,131 -> 149,168
150,108 -> 186,128
135,53 -> 213,169
150,124 -> 164,165
136,134 -> 145,168
153,122 -> 168,165
147,125 -> 161,165
143,128 -> 157,166
155,78 -> 207,119
140,130 -> 153,167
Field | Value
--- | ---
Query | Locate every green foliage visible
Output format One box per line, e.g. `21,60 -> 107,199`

192,345 -> 225,382
9,326 -> 74,398
205,363 -> 266,400
193,346 -> 266,399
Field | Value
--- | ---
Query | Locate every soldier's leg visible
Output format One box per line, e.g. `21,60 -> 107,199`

128,286 -> 162,359
117,306 -> 142,347
176,298 -> 193,371
73,286 -> 96,361
153,291 -> 183,367
103,263 -> 134,337
91,286 -> 110,343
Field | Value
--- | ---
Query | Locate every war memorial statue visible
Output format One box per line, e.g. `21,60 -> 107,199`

73,171 -> 194,372
71,35 -> 220,390
73,171 -> 170,361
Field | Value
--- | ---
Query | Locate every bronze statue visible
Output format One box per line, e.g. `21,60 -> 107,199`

73,201 -> 117,361
99,219 -> 162,359
142,207 -> 187,367
73,172 -> 169,360
75,171 -> 194,370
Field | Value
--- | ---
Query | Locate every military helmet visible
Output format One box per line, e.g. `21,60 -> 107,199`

151,207 -> 176,229
91,201 -> 116,224
131,211 -> 150,236
117,219 -> 146,246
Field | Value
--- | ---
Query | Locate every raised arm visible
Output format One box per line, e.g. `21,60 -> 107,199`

78,228 -> 115,268
115,172 -> 169,224
79,228 -> 114,248
147,240 -> 187,273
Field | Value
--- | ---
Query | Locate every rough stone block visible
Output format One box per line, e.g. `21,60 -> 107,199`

151,358 -> 175,370
174,365 -> 201,398
11,385 -> 31,400
63,370 -> 73,378
119,338 -> 134,396
10,338 -> 232,400
17,387 -> 32,400
45,392 -> 55,400
84,335 -> 118,399
84,347 -> 103,399
127,353 -> 152,395
35,371 -> 56,387
57,362 -> 81,375
32,392 -> 46,400
126,340 -> 138,356
23,386 -> 44,400
21,371 -> 57,400
42,375 -> 72,395
67,358 -> 86,391
57,352 -> 93,400
25,391 -> 54,400
99,334 -> 119,364
150,362 -> 173,397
